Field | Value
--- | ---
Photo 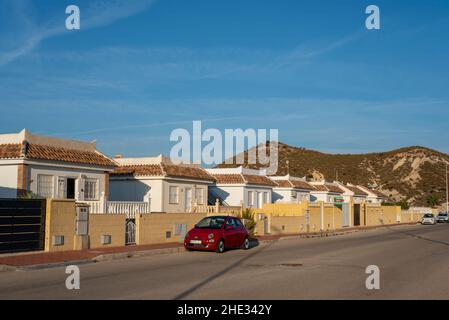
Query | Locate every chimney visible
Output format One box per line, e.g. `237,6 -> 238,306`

114,154 -> 122,159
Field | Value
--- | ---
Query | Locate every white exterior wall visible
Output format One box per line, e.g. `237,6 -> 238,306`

162,180 -> 209,213
0,164 -> 18,198
310,192 -> 327,202
109,177 -> 209,213
211,185 -> 272,209
273,188 -> 310,204
28,164 -> 106,201
109,178 -> 160,207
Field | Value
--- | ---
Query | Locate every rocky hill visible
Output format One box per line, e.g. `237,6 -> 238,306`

218,143 -> 449,206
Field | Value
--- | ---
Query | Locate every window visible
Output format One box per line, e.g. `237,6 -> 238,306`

195,188 -> 204,205
84,179 -> 98,200
248,191 -> 254,206
37,175 -> 53,198
234,219 -> 243,227
169,186 -> 179,204
263,192 -> 268,204
57,177 -> 67,199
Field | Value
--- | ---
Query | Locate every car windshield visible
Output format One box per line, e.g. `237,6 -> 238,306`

424,214 -> 434,218
195,217 -> 226,229
438,213 -> 448,217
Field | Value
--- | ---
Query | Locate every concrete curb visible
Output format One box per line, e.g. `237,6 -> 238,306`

17,259 -> 95,271
92,246 -> 186,263
0,264 -> 17,272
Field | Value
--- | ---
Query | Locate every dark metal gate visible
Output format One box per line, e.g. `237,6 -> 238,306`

125,219 -> 136,245
0,199 -> 46,253
353,204 -> 361,226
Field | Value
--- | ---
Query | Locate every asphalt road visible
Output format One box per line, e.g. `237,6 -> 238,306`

1,223 -> 449,300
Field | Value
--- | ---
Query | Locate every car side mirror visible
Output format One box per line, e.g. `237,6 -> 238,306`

225,225 -> 233,231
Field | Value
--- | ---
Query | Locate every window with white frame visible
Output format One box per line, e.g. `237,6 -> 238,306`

263,192 -> 268,204
195,188 -> 204,205
84,179 -> 98,200
248,191 -> 254,206
57,177 -> 67,199
37,175 -> 54,198
169,186 -> 179,204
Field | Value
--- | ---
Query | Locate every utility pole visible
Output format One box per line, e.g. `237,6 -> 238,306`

446,162 -> 448,214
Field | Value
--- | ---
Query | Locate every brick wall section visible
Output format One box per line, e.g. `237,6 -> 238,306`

16,164 -> 29,197
104,172 -> 109,200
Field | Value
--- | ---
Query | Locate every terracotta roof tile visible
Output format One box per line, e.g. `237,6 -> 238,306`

312,185 -> 328,192
344,185 -> 368,196
161,164 -> 215,181
210,174 -> 246,184
243,175 -> 277,187
112,164 -> 163,176
290,180 -> 314,190
112,163 -> 214,182
274,180 -> 293,188
325,184 -> 344,194
0,144 -> 21,159
273,179 -> 314,190
0,143 -> 116,167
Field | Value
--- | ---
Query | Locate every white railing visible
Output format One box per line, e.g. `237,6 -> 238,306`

81,192 -> 151,219
193,205 -> 217,214
107,201 -> 150,218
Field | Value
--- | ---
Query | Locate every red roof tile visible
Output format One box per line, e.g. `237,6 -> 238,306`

0,144 -> 21,159
112,163 -> 214,182
0,143 -> 116,167
243,175 -> 277,187
211,174 -> 246,184
344,185 -> 368,196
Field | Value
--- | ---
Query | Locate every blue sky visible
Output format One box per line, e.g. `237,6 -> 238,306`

0,0 -> 448,157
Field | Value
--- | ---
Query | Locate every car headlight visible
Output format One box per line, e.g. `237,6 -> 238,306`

208,233 -> 214,239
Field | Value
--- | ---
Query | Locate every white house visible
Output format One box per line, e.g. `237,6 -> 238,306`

336,183 -> 369,204
270,175 -> 314,204
0,129 -> 116,202
309,181 -> 345,203
357,186 -> 388,204
206,167 -> 276,209
109,155 -> 215,213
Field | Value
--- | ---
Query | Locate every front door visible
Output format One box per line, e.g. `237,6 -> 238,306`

67,178 -> 75,199
185,188 -> 192,212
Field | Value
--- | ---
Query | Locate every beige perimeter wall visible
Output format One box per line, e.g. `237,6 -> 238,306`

136,213 -> 207,245
89,214 -> 126,249
45,199 -> 76,252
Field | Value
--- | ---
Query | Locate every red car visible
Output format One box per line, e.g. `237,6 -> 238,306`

184,216 -> 250,253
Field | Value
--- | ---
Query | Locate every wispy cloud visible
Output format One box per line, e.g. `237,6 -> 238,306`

0,0 -> 157,66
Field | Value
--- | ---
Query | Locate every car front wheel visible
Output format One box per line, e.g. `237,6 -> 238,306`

242,237 -> 250,250
216,239 -> 225,253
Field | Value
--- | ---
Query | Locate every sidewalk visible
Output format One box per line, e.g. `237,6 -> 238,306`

0,222 -> 417,270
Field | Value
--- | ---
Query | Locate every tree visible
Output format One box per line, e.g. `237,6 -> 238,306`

426,195 -> 439,207
396,199 -> 410,210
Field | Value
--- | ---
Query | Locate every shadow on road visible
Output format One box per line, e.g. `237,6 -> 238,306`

386,224 -> 449,247
173,240 -> 272,300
